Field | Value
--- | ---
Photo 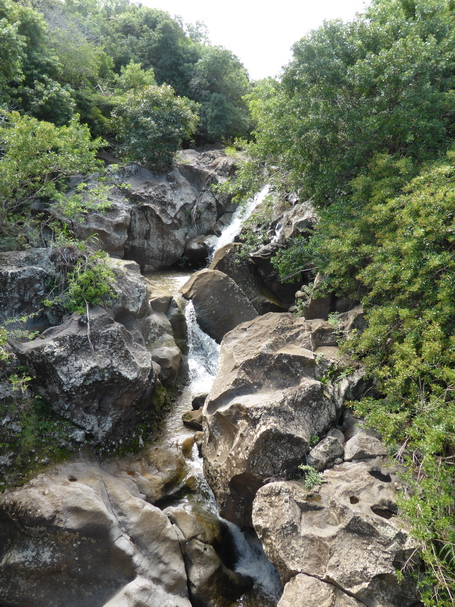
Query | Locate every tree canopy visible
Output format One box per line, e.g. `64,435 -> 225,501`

0,0 -> 251,143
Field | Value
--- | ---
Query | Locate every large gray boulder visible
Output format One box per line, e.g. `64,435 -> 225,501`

201,312 -> 362,526
209,243 -> 286,314
278,574 -> 364,607
252,462 -> 421,607
12,308 -> 155,444
0,458 -> 192,607
180,269 -> 258,343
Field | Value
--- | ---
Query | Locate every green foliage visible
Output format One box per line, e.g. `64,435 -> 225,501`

312,151 -> 455,605
64,248 -> 116,314
43,244 -> 117,314
113,84 -> 199,170
297,464 -> 323,489
189,46 -> 251,142
113,60 -> 155,92
244,0 -> 455,204
242,2 -> 455,601
0,110 -> 103,220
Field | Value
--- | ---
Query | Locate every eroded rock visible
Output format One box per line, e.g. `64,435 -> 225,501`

165,503 -> 253,607
12,308 -> 155,444
278,574 -> 364,607
0,458 -> 192,607
202,313 -> 361,526
252,461 -> 420,607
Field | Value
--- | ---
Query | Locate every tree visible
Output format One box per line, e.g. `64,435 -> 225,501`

189,46 -> 251,142
113,84 -> 199,170
246,0 -> 455,205
0,110 -> 104,244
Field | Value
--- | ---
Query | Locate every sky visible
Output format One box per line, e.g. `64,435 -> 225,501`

143,0 -> 371,80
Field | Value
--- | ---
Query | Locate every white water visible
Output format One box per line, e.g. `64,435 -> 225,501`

185,301 -> 220,395
207,184 -> 270,256
226,521 -> 283,605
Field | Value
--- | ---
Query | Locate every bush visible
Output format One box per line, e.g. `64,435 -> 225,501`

113,83 -> 199,170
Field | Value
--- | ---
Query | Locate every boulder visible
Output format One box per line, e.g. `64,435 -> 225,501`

180,269 -> 258,343
0,458 -> 192,607
307,435 -> 344,471
0,249 -> 57,330
344,429 -> 388,461
278,574 -> 364,607
274,200 -> 319,245
252,462 -> 421,607
165,502 -> 253,607
182,409 -> 203,431
69,198 -> 131,258
124,167 -> 200,270
104,445 -> 190,505
12,308 -> 155,444
209,243 -> 286,314
68,150 -> 237,271
202,313 -> 360,526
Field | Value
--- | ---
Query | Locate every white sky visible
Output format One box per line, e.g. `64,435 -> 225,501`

142,0 -> 371,80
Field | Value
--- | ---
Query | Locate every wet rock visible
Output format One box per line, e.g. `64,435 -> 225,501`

180,269 -> 257,343
252,461 -> 420,607
192,392 -> 207,410
182,409 -> 203,431
165,503 -> 253,607
185,238 -> 209,266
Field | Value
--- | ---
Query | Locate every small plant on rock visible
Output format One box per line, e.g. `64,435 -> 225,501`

298,464 -> 323,489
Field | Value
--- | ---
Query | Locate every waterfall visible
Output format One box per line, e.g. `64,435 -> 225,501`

207,184 -> 270,257
154,182 -> 282,607
225,521 -> 283,605
185,301 -> 220,394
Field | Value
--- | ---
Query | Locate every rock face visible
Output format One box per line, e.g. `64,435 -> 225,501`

180,268 -> 258,343
0,458 -> 192,607
278,573 -> 364,607
12,308 -> 156,443
252,462 -> 421,607
201,312 -> 359,526
70,150 -> 237,271
0,249 -> 57,330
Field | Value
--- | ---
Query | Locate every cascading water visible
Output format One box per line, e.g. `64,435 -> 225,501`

207,184 -> 270,257
185,301 -> 220,395
151,185 -> 282,607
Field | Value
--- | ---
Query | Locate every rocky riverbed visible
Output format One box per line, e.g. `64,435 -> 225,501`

0,149 -> 423,607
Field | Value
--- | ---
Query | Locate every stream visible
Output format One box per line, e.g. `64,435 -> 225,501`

145,186 -> 282,607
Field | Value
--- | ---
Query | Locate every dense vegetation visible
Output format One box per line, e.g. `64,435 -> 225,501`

0,0 -> 251,149
239,0 -> 455,603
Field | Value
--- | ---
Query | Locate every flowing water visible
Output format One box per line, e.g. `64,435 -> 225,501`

206,184 -> 270,257
146,188 -> 282,606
